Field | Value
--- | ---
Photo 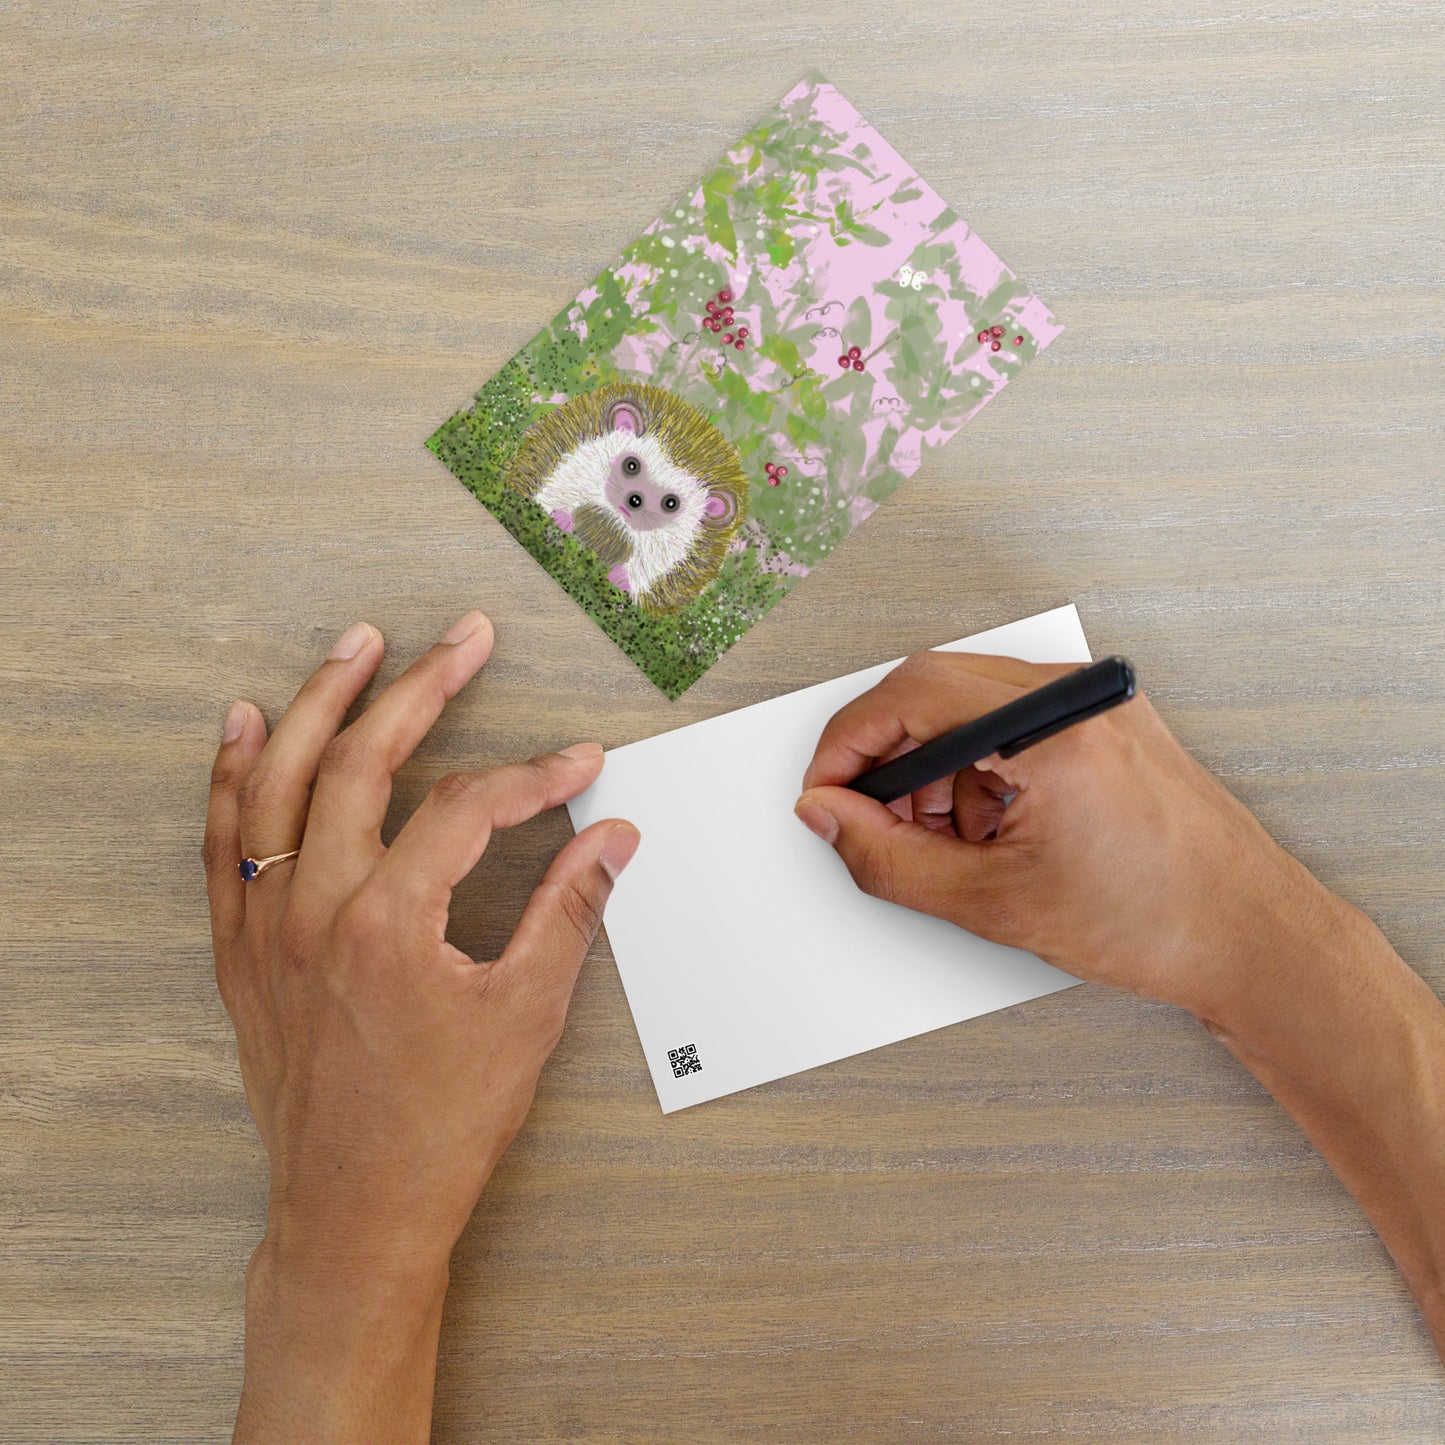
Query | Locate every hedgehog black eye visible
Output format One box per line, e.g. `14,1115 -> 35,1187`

662,494 -> 680,512
626,492 -> 644,510
621,455 -> 641,477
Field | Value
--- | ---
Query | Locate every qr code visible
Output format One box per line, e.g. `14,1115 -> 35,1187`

667,1043 -> 702,1079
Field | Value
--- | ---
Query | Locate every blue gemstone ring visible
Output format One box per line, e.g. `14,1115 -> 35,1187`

238,849 -> 300,882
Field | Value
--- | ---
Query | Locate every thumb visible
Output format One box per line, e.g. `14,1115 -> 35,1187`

795,785 -> 1008,931
493,819 -> 641,1028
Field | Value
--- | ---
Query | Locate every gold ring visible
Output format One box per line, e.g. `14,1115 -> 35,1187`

238,850 -> 300,882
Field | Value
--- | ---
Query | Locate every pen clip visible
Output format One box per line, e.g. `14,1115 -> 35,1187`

997,658 -> 1136,758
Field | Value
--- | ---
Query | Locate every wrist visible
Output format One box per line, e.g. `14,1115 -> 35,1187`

1183,873 -> 1445,1355
236,1227 -> 449,1444
247,1221 -> 451,1327
1174,839 -> 1353,1033
1196,872 -> 1433,1086
1183,850 -> 1438,1111
259,1185 -> 455,1303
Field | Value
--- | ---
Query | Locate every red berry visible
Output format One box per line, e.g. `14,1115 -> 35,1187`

768,476 -> 779,486
734,340 -> 744,350
776,465 -> 787,478
990,326 -> 1003,338
990,340 -> 1001,352
853,358 -> 865,371
838,355 -> 851,368
1013,336 -> 1023,346
977,330 -> 989,344
706,300 -> 719,314
722,333 -> 734,344
718,288 -> 733,303
848,346 -> 862,359
737,326 -> 749,339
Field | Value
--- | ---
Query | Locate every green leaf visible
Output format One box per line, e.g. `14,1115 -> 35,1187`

759,336 -> 804,376
702,162 -> 738,197
766,229 -> 796,267
853,220 -> 892,246
703,188 -> 737,259
818,150 -> 874,177
785,409 -> 821,448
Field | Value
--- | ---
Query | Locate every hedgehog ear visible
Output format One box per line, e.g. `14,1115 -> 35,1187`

702,490 -> 736,527
607,399 -> 644,435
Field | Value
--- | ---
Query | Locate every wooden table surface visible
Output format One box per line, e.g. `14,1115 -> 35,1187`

3,2 -> 1442,1439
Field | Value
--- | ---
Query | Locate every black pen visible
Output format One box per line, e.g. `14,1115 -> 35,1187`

847,656 -> 1137,805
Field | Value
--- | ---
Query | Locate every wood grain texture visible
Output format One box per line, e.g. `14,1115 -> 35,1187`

2,0 -> 1442,1439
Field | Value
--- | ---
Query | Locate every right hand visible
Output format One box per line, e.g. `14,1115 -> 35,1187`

795,650 -> 1327,1017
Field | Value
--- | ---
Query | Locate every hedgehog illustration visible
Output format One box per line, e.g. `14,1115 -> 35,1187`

503,382 -> 749,614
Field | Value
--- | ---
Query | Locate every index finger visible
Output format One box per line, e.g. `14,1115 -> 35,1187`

802,651 -> 1078,791
374,745 -> 608,911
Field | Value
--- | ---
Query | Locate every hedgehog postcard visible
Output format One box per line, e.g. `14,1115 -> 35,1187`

426,72 -> 1061,698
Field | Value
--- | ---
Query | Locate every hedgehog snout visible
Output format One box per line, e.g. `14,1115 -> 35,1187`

605,466 -> 687,533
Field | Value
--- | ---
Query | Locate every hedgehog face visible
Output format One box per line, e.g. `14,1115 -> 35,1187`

503,382 -> 748,614
602,435 -> 727,536
605,442 -> 686,533
599,405 -> 735,537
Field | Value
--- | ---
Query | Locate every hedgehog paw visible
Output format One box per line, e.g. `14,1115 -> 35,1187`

607,563 -> 632,594
550,507 -> 574,533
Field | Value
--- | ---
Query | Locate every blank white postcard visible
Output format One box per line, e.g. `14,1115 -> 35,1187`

568,604 -> 1092,1111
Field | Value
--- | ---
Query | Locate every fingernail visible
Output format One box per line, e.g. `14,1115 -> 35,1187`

222,700 -> 248,742
561,742 -> 604,760
329,622 -> 376,660
794,797 -> 839,845
600,823 -> 641,881
441,610 -> 488,645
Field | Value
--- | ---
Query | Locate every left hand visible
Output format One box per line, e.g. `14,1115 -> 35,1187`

204,611 -> 638,1442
